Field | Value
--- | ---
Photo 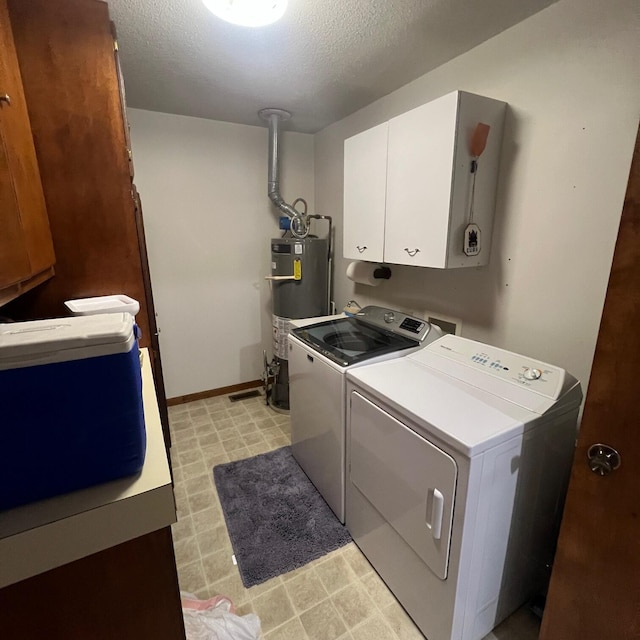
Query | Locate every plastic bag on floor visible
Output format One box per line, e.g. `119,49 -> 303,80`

181,593 -> 261,640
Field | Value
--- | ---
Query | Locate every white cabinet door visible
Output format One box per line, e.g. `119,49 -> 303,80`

343,122 -> 388,262
384,92 -> 459,268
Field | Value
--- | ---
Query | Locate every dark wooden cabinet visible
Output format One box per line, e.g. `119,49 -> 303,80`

4,0 -> 170,445
0,528 -> 186,640
0,2 -> 182,634
0,0 -> 55,306
4,0 -> 149,333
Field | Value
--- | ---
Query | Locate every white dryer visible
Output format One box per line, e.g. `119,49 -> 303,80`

346,334 -> 582,640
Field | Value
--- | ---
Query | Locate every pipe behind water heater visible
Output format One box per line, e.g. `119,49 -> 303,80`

259,108 -> 308,238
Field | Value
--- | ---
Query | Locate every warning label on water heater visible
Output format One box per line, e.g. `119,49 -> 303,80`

272,315 -> 292,360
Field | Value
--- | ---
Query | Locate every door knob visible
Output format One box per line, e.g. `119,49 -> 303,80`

587,444 -> 621,476
0,94 -> 11,106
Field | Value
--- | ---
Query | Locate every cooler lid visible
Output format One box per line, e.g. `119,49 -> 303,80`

0,313 -> 135,370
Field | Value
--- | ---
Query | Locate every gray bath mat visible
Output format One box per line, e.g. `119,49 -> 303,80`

213,446 -> 351,587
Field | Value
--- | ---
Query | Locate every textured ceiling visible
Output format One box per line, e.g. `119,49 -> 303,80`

107,0 -> 557,133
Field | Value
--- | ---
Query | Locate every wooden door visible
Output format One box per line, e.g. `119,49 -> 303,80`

540,124 -> 640,638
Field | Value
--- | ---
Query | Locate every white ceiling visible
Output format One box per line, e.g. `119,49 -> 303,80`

107,0 -> 557,134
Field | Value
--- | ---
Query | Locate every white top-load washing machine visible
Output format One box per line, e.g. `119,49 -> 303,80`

288,306 -> 442,523
346,334 -> 582,640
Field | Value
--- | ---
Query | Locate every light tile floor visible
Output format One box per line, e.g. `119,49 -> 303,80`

168,392 -> 541,640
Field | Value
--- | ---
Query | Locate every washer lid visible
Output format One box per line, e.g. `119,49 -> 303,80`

291,316 -> 419,367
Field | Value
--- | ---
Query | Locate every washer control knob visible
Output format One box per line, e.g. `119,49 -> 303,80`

523,367 -> 542,380
384,312 -> 395,324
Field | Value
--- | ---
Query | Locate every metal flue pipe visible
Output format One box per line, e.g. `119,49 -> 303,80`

259,108 -> 308,237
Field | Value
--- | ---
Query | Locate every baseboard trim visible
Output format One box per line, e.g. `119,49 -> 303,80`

167,379 -> 263,406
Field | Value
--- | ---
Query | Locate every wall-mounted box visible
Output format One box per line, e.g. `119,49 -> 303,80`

343,90 -> 506,269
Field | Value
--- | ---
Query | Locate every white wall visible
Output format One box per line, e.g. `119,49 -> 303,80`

315,0 -> 640,394
128,109 -> 315,398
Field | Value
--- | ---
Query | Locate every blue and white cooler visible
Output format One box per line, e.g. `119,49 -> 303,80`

0,313 -> 146,511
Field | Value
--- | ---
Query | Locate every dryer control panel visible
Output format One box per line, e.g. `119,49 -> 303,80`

423,334 -> 567,401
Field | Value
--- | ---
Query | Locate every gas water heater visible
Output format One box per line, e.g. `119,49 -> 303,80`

260,107 -> 331,411
267,236 -> 329,410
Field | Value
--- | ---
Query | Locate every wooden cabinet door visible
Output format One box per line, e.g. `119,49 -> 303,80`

343,122 -> 388,262
0,0 -> 55,299
133,185 -> 171,449
0,121 -> 31,288
6,0 -> 150,340
111,23 -> 134,181
0,527 -> 186,640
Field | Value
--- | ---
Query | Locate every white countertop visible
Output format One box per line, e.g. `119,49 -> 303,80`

0,348 -> 176,588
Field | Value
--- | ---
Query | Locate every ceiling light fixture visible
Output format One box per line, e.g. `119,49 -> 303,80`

202,0 -> 288,27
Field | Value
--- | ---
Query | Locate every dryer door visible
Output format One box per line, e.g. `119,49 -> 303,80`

350,391 -> 457,580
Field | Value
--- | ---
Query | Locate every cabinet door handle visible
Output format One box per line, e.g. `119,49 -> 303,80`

404,247 -> 420,257
356,245 -> 367,253
0,94 -> 11,106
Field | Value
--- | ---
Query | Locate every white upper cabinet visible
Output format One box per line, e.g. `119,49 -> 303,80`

343,91 -> 506,269
384,93 -> 459,268
343,121 -> 388,262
